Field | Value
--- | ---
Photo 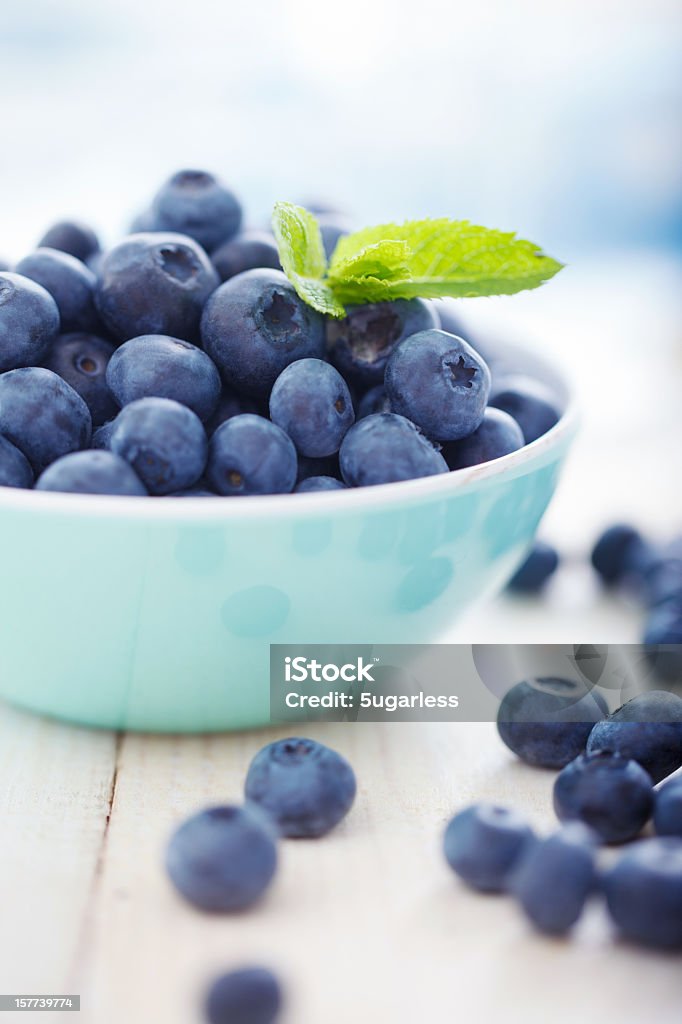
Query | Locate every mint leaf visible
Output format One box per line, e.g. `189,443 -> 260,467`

328,239 -> 412,284
271,201 -> 345,317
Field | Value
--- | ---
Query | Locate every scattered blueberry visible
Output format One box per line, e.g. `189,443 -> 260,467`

586,690 -> 682,784
207,414 -> 297,496
204,385 -> 262,436
356,384 -> 391,419
497,676 -> 608,769
165,804 -> 277,912
38,220 -> 100,263
385,329 -> 491,441
489,375 -> 560,444
0,434 -> 34,489
443,803 -> 535,892
296,452 -> 340,484
149,169 -> 242,252
41,332 -> 118,428
643,601 -> 682,680
0,272 -> 60,372
0,367 -> 91,473
36,450 -> 147,496
269,358 -> 354,457
244,737 -> 356,838
654,777 -> 682,837
443,407 -> 524,471
507,540 -> 560,594
201,269 -> 325,398
109,397 -> 207,495
212,230 -> 281,281
327,299 -> 438,388
590,524 -> 651,586
317,213 -> 352,259
205,967 -> 283,1024
106,334 -> 221,422
604,837 -> 682,949
91,417 -> 117,450
295,476 -> 347,493
95,233 -> 219,342
511,824 -> 597,935
339,413 -> 448,487
553,750 -> 654,844
15,248 -> 99,333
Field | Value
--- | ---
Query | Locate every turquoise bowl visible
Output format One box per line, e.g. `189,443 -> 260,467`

0,346 -> 577,732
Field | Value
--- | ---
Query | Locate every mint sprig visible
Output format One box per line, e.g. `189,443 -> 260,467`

272,202 -> 563,317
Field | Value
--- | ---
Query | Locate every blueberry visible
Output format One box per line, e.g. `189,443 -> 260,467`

165,804 -> 277,912
106,334 -> 221,422
212,231 -> 281,282
339,413 -> 448,487
443,803 -> 535,892
506,541 -> 560,594
489,375 -> 560,444
41,332 -> 118,428
511,824 -> 597,935
201,269 -> 325,398
317,214 -> 352,259
0,367 -> 91,473
553,750 -> 653,844
205,967 -> 282,1024
36,450 -> 147,496
654,777 -> 682,837
586,691 -> 682,784
204,385 -> 262,436
604,837 -> 682,949
38,220 -> 100,263
356,384 -> 391,419
0,272 -> 60,372
0,434 -> 34,489
15,248 -> 99,334
326,299 -> 438,389
95,233 -> 219,343
207,415 -> 297,496
385,330 -> 491,441
590,523 -> 649,586
295,476 -> 347,493
443,408 -> 524,471
109,397 -> 207,496
149,169 -> 242,252
244,737 -> 356,838
497,677 -> 609,770
91,417 -> 117,450
643,602 -> 682,680
640,554 -> 682,609
296,452 -> 340,484
269,359 -> 354,457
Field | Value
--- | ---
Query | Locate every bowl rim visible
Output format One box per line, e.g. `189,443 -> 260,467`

0,347 -> 578,522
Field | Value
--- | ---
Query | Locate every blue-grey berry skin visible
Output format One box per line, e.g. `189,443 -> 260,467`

356,384 -> 392,419
511,824 -> 597,935
204,386 -> 262,437
95,233 -> 219,343
489,374 -> 560,444
0,272 -> 60,372
38,220 -> 100,263
317,214 -> 352,259
91,417 -> 117,450
339,413 -> 448,487
586,691 -> 682,784
106,334 -> 221,422
604,838 -> 682,949
295,476 -> 347,493
385,330 -> 491,441
244,737 -> 356,838
507,540 -> 560,594
207,415 -> 297,497
0,434 -> 34,489
42,332 -> 118,428
590,523 -> 649,586
165,805 -> 277,912
36,450 -> 147,496
643,602 -> 682,680
497,677 -> 609,770
149,169 -> 242,252
212,231 -> 281,282
15,248 -> 99,333
109,397 -> 207,496
269,359 -> 354,457
443,803 -> 536,893
201,270 -> 325,399
553,751 -> 654,844
0,367 -> 91,474
326,299 -> 438,389
654,778 -> 682,837
443,407 -> 524,470
205,967 -> 283,1024
296,453 -> 340,484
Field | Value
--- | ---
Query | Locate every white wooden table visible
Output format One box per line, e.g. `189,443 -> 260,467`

1,256 -> 681,1023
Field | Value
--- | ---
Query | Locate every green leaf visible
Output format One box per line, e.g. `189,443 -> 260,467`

271,201 -> 345,317
328,239 -> 412,285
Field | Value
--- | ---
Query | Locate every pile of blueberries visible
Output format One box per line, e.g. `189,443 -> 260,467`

445,681 -> 682,949
0,169 -> 560,498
